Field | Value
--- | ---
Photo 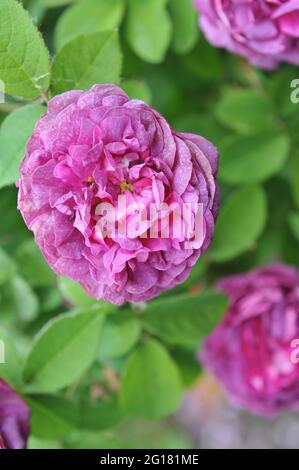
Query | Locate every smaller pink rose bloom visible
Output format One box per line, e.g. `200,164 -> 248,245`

194,0 -> 299,69
18,85 -> 219,305
0,379 -> 30,449
200,264 -> 299,416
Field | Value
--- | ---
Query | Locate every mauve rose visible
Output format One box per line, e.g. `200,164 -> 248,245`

0,379 -> 30,449
194,0 -> 299,69
200,264 -> 299,416
18,85 -> 219,305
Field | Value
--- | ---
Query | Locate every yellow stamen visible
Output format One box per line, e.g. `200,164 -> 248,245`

87,176 -> 94,184
120,180 -> 134,193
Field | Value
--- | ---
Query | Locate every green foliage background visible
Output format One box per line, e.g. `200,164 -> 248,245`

0,0 -> 298,449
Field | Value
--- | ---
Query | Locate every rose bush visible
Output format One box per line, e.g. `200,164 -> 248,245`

194,0 -> 299,69
201,264 -> 299,416
18,84 -> 219,305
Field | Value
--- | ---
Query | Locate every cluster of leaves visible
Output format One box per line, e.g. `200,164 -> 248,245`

0,0 -> 299,449
0,243 -> 227,448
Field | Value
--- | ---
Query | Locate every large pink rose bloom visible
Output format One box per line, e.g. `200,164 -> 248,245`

194,0 -> 299,69
200,265 -> 299,416
0,379 -> 30,449
18,85 -> 219,305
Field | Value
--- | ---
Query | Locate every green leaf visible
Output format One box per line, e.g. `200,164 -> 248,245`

64,430 -> 130,449
0,104 -> 45,189
79,397 -> 125,431
25,0 -> 46,24
54,0 -> 125,50
41,0 -> 78,8
179,257 -> 207,290
289,150 -> 299,209
23,307 -> 106,393
0,187 -> 29,252
0,247 -> 16,284
0,326 -> 22,389
15,239 -> 55,287
0,0 -> 50,97
171,348 -> 201,387
39,286 -> 63,313
25,395 -> 77,439
182,36 -> 221,81
51,30 -> 122,95
28,436 -> 63,449
143,291 -> 228,345
57,277 -> 96,308
120,339 -> 182,419
98,312 -> 141,360
288,212 -> 299,243
215,89 -> 277,135
126,0 -> 172,63
39,0 -> 80,8
170,0 -> 198,54
254,228 -> 284,267
121,79 -> 152,104
10,275 -> 39,322
173,113 -> 227,146
211,186 -> 267,262
219,133 -> 290,185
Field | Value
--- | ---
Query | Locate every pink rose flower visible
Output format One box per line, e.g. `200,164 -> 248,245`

194,0 -> 299,69
0,379 -> 30,449
18,85 -> 219,305
200,264 -> 299,416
